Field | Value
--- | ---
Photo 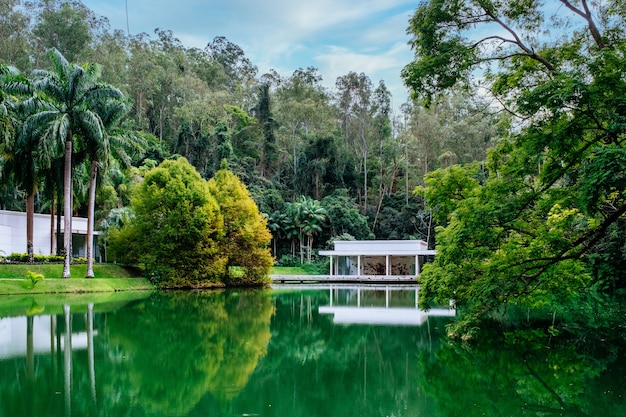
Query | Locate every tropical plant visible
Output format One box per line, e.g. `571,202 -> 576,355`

80,96 -> 144,277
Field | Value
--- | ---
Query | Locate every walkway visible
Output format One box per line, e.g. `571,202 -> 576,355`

269,275 -> 418,284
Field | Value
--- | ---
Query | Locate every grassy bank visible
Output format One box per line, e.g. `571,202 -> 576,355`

270,266 -> 310,275
0,264 -> 309,296
0,263 -> 153,295
0,263 -> 141,279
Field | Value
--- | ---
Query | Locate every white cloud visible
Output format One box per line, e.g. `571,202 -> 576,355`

83,0 -> 418,108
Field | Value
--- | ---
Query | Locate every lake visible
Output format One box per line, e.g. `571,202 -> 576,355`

1,285 -> 625,416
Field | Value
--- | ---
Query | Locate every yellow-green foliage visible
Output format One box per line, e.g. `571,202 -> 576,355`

208,162 -> 274,284
25,270 -> 44,288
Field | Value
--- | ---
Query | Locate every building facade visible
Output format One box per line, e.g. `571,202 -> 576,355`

0,210 -> 101,261
319,240 -> 436,278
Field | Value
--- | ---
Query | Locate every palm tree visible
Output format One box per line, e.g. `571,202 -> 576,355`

23,48 -> 123,277
80,97 -> 142,277
0,64 -> 44,262
287,196 -> 327,264
298,196 -> 327,263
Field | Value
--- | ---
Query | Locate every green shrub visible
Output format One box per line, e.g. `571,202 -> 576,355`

5,253 -> 87,263
277,255 -> 299,267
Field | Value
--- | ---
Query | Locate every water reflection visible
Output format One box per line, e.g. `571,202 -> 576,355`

318,284 -> 455,325
0,288 -> 625,417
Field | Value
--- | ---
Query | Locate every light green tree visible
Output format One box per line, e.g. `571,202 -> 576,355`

207,160 -> 273,284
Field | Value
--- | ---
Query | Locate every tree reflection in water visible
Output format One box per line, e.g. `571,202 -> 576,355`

0,289 -> 625,417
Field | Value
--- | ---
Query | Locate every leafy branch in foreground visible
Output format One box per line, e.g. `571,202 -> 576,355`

406,0 -> 626,336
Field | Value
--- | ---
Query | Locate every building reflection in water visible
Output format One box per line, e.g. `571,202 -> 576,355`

318,285 -> 455,326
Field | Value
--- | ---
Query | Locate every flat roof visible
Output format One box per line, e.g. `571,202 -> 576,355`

319,240 -> 436,256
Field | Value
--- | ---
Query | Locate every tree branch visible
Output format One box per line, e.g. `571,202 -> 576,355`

559,0 -> 605,49
481,7 -> 556,72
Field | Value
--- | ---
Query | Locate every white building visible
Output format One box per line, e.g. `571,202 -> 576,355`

0,210 -> 102,260
319,240 -> 436,278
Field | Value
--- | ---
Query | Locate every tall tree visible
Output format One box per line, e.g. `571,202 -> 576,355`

254,82 -> 277,178
25,48 -> 123,277
404,0 -> 626,336
335,72 -> 374,213
30,0 -> 101,63
0,0 -> 33,71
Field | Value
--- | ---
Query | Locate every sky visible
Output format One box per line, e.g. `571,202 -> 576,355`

80,0 -> 419,112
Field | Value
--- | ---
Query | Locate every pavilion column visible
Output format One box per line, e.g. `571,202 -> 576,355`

357,256 -> 361,277
385,286 -> 390,308
329,255 -> 334,276
415,255 -> 420,276
386,255 -> 390,276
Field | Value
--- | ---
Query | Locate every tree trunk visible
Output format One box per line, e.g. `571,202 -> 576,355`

86,160 -> 97,278
62,139 -> 72,278
26,193 -> 34,262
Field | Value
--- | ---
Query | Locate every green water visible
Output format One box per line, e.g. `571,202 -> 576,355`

1,286 -> 625,416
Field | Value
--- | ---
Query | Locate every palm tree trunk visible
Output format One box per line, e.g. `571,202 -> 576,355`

62,139 -> 72,278
86,160 -> 97,278
26,193 -> 34,262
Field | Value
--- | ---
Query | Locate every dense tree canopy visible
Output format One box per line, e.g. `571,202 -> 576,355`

405,0 -> 626,336
1,0 -> 502,279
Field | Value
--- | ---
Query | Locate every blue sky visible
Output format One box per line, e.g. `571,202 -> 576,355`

81,0 -> 418,111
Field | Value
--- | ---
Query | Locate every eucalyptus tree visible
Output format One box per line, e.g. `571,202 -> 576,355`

335,72 -> 374,213
0,0 -> 33,72
25,48 -> 123,277
403,0 -> 626,335
30,0 -> 102,64
273,67 -> 335,195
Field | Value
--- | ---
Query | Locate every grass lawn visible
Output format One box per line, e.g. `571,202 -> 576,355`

0,263 -> 153,295
0,263 -> 141,279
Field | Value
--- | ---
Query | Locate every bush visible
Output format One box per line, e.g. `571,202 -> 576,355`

276,255 -> 299,267
301,260 -> 329,275
4,253 -> 86,263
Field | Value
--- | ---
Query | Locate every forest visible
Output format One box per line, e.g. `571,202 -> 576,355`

1,0 -> 625,328
0,0 -> 500,262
